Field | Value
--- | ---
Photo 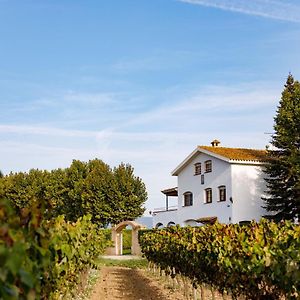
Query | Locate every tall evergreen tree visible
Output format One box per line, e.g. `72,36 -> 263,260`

263,74 -> 300,221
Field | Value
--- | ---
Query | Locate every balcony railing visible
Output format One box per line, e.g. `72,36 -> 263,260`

152,205 -> 178,214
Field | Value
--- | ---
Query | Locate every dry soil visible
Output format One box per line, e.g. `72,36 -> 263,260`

89,266 -> 187,300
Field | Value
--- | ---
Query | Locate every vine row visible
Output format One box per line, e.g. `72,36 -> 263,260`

139,220 -> 300,299
0,198 -> 109,299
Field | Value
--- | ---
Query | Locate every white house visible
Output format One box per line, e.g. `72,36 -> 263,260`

153,140 -> 268,228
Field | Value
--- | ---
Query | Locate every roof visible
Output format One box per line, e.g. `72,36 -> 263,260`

196,216 -> 218,224
172,145 -> 267,176
161,187 -> 178,196
199,146 -> 267,161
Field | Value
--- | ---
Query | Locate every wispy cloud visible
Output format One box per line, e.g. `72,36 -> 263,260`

32,91 -> 120,109
111,50 -> 205,73
124,82 -> 280,128
178,0 -> 300,23
0,124 -> 99,138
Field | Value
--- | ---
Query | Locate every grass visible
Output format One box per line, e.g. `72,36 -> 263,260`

73,269 -> 100,300
122,248 -> 132,255
98,256 -> 148,269
122,229 -> 132,255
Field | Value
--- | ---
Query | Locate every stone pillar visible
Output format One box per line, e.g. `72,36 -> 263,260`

131,229 -> 142,255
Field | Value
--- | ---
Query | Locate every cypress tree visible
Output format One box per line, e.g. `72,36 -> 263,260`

263,74 -> 300,221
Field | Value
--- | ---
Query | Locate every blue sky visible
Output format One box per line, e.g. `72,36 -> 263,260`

1,0 -> 300,213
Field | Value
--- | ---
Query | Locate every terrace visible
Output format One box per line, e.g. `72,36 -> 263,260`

152,187 -> 178,215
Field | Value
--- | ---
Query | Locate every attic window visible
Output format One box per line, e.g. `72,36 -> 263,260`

205,160 -> 212,173
194,163 -> 201,175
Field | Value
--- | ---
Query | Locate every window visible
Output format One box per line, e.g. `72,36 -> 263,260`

205,188 -> 212,203
219,185 -> 226,202
201,174 -> 204,184
194,163 -> 201,175
167,221 -> 176,227
205,160 -> 212,173
183,192 -> 193,206
155,222 -> 163,229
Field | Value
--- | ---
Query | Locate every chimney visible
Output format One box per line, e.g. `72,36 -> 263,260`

211,139 -> 220,147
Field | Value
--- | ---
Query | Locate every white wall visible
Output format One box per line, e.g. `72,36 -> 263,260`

176,152 -> 232,225
231,164 -> 267,223
153,209 -> 178,228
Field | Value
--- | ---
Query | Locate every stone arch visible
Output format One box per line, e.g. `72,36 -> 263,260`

106,220 -> 145,256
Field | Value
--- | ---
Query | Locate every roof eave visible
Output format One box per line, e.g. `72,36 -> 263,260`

228,159 -> 265,165
171,147 -> 230,176
171,148 -> 199,176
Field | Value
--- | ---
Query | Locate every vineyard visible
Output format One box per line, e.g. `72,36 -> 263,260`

0,199 -> 109,299
139,220 -> 300,300
0,159 -> 147,299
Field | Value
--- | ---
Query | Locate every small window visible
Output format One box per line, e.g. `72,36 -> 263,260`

201,174 -> 204,184
183,192 -> 193,206
219,185 -> 226,202
205,160 -> 212,173
205,188 -> 212,203
194,163 -> 201,175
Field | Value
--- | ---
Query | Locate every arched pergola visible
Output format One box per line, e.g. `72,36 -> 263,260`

106,220 -> 145,256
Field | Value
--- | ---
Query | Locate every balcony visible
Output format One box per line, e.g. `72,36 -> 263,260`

152,187 -> 178,216
152,205 -> 178,215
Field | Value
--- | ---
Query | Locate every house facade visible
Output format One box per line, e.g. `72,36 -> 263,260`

153,140 -> 268,227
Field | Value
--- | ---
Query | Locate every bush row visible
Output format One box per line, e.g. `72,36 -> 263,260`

139,220 -> 300,299
0,198 -> 109,300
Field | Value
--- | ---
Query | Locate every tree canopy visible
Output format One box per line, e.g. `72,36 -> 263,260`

263,74 -> 300,221
0,159 -> 147,227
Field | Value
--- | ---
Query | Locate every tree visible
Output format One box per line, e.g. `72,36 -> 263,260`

82,161 -> 147,226
112,163 -> 147,223
263,74 -> 300,221
82,159 -> 117,226
0,159 -> 147,227
0,170 -> 3,178
0,169 -> 51,211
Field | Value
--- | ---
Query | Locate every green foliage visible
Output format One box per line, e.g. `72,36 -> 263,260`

0,198 -> 110,300
122,229 -> 132,254
263,74 -> 300,221
0,159 -> 147,227
0,198 -> 51,299
98,257 -> 148,269
112,163 -> 147,223
43,215 -> 108,299
139,220 -> 300,299
0,170 -> 50,211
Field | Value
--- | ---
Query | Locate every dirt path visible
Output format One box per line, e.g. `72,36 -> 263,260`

90,266 -> 186,300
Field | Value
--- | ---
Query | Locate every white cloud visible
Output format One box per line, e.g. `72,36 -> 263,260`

0,124 -> 98,138
124,82 -> 280,128
32,91 -> 121,109
111,50 -> 205,73
178,0 -> 300,23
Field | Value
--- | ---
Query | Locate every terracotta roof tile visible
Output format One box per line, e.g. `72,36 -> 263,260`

199,146 -> 267,161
